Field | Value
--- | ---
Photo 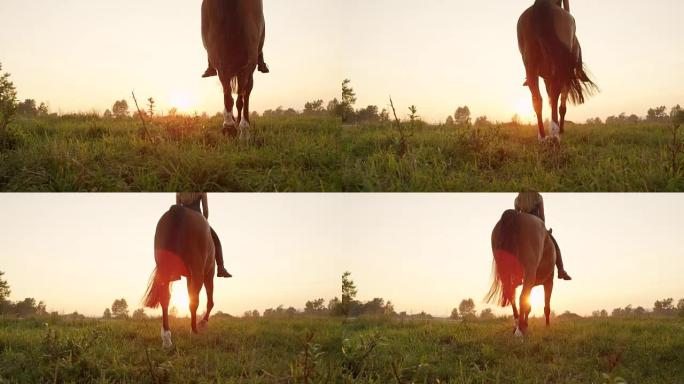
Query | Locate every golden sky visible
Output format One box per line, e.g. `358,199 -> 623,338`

1,193 -> 682,317
0,1 -> 682,122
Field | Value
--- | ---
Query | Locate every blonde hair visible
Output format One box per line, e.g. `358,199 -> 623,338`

514,191 -> 543,214
177,192 -> 204,206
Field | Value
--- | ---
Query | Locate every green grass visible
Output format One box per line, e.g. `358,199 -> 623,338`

1,316 -> 682,383
0,115 -> 682,191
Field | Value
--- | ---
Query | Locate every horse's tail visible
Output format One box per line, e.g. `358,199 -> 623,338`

566,44 -> 598,105
485,211 -> 523,307
231,76 -> 238,96
531,0 -> 597,105
142,267 -> 169,309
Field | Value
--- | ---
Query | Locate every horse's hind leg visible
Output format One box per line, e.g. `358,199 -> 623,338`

511,296 -> 520,329
516,271 -> 536,336
544,279 -> 554,327
200,275 -> 214,329
237,71 -> 255,141
559,90 -> 568,135
527,76 -> 545,139
187,277 -> 203,334
218,71 -> 237,137
546,79 -> 562,138
159,282 -> 173,348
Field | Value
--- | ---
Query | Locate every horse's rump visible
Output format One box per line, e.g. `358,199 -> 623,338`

492,210 -> 520,255
527,0 -> 596,104
486,210 -> 524,307
203,0 -> 248,79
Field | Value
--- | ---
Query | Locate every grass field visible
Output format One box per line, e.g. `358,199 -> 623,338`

1,316 -> 682,383
0,115 -> 682,192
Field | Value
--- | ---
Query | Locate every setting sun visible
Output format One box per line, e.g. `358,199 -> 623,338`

170,91 -> 195,112
514,96 -> 534,123
170,283 -> 190,315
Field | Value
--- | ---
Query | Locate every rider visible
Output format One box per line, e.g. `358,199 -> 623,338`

514,191 -> 572,280
176,193 -> 232,278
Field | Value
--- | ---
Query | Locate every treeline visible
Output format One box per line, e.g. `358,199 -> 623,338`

0,271 -> 48,317
586,105 -> 683,126
241,272 -> 496,321
591,298 -> 684,318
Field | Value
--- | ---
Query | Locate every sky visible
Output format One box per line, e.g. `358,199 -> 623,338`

0,193 -> 682,318
0,1 -> 681,123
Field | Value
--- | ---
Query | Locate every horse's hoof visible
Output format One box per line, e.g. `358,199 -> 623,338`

223,124 -> 237,138
199,319 -> 208,331
238,120 -> 251,142
551,122 -> 561,140
161,329 -> 173,348
514,327 -> 524,337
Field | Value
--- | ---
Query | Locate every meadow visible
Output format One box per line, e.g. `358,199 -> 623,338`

0,115 -> 682,192
0,316 -> 682,383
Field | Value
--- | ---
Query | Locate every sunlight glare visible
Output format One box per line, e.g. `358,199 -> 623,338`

529,287 -> 545,312
513,95 -> 536,123
170,283 -> 190,315
170,91 -> 195,112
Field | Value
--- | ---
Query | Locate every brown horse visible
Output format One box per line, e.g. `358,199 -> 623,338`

486,210 -> 558,335
518,0 -> 597,139
202,0 -> 266,140
143,205 -> 216,348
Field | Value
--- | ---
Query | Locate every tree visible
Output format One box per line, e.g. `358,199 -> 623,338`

132,308 -> 147,320
103,109 -> 113,119
678,299 -> 684,317
646,106 -> 667,122
600,309 -> 608,317
111,298 -> 129,319
168,107 -> 178,117
0,63 -> 18,131
103,308 -> 112,319
36,301 -> 47,316
379,108 -> 390,122
356,105 -> 379,122
15,298 -> 37,317
362,298 -> 386,315
479,308 -> 495,320
653,298 -> 675,316
340,271 -> 357,316
112,100 -> 129,118
303,99 -> 324,115
304,298 -> 326,314
339,79 -> 356,123
450,307 -> 459,320
147,97 -> 156,117
453,106 -> 471,126
445,115 -> 454,126
458,299 -> 476,320
0,271 -> 10,304
15,99 -> 37,116
37,102 -> 48,116
474,115 -> 490,127
634,306 -> 647,317
328,297 -> 340,314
